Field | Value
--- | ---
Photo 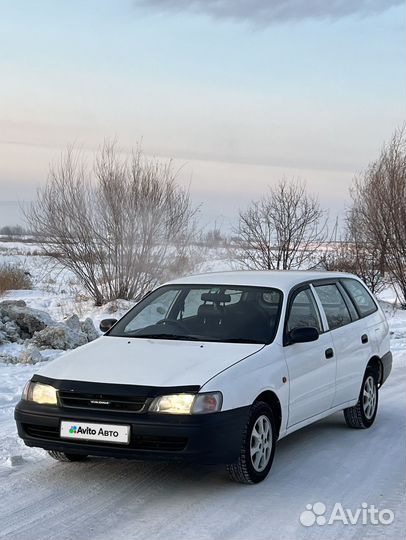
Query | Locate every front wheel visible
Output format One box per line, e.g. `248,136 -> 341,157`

227,401 -> 276,484
344,368 -> 379,429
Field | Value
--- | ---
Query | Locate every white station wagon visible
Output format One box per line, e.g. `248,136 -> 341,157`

15,271 -> 392,483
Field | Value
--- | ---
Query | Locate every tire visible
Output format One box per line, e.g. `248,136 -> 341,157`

344,367 -> 379,429
48,451 -> 88,462
227,401 -> 276,484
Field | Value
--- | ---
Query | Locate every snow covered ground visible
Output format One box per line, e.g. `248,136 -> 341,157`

0,243 -> 405,539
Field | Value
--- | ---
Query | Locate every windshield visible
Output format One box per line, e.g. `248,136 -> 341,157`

108,284 -> 283,344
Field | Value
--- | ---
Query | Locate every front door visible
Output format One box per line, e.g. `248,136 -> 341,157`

283,287 -> 336,427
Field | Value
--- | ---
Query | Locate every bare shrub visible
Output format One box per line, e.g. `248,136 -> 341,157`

26,142 -> 197,305
0,263 -> 33,295
349,128 -> 406,305
233,178 -> 327,270
204,225 -> 226,248
319,210 -> 386,294
320,243 -> 386,295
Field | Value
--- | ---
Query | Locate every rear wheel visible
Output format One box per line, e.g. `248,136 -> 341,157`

344,367 -> 379,429
227,401 -> 276,484
48,451 -> 88,462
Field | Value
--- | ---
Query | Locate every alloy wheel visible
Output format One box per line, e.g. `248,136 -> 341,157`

250,414 -> 273,472
363,375 -> 377,419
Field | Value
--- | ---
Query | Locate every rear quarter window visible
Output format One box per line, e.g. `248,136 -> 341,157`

341,278 -> 378,317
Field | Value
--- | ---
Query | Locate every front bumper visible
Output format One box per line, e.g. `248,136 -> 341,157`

15,400 -> 249,464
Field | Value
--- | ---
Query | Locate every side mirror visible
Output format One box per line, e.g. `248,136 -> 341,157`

288,326 -> 319,344
99,318 -> 118,333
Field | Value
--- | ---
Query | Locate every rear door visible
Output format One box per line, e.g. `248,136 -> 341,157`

313,281 -> 372,406
283,286 -> 336,427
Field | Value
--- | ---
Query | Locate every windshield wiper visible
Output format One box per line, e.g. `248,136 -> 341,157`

127,333 -> 201,341
122,332 -> 265,344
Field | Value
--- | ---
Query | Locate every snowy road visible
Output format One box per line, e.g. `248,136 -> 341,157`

0,311 -> 404,540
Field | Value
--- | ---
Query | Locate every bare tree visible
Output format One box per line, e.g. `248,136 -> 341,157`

350,128 -> 406,305
26,143 -> 196,305
233,178 -> 327,270
320,212 -> 386,295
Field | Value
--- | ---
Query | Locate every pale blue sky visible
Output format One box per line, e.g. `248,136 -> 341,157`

0,0 -> 404,227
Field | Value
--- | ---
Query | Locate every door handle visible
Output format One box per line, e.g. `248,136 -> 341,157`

361,334 -> 368,344
325,348 -> 334,359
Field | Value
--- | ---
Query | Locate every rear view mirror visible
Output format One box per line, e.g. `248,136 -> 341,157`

99,318 -> 118,333
288,326 -> 319,344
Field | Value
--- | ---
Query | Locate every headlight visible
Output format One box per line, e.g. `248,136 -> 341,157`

23,381 -> 58,406
149,392 -> 222,415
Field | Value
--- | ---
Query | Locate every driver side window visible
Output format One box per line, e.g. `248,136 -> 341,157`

124,289 -> 179,333
287,288 -> 322,333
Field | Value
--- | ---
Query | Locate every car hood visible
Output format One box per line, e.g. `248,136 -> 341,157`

38,336 -> 264,387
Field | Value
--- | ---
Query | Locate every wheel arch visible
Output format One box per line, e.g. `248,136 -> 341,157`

254,390 -> 282,438
366,355 -> 383,386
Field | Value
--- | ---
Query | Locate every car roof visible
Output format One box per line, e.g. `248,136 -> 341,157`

165,270 -> 357,293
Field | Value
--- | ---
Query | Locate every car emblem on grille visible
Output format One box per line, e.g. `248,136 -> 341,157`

90,400 -> 111,405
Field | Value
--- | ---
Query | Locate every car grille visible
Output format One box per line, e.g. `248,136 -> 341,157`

23,424 -> 187,451
58,391 -> 147,413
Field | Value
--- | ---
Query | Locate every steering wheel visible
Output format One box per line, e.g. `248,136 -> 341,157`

156,318 -> 189,333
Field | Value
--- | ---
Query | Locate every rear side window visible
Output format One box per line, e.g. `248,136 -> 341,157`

341,278 -> 377,317
287,288 -> 322,333
314,283 -> 351,331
